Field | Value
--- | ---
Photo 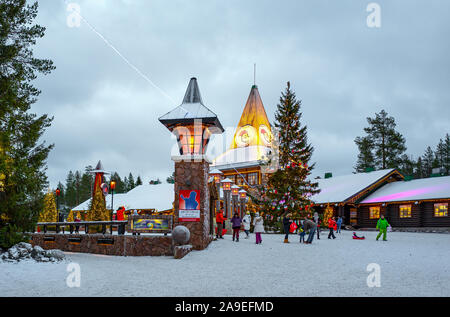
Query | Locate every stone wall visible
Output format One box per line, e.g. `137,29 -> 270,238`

30,233 -> 174,257
173,159 -> 213,250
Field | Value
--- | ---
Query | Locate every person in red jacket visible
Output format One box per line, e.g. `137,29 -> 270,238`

216,209 -> 225,239
328,217 -> 337,239
116,207 -> 125,235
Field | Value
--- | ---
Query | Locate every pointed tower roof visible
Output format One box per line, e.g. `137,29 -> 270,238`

90,160 -> 110,174
230,85 -> 272,149
159,77 -> 224,132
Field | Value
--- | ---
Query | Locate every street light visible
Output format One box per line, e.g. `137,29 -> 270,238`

239,189 -> 247,218
209,168 -> 223,218
221,178 -> 233,218
231,185 -> 240,216
55,188 -> 61,222
110,180 -> 116,234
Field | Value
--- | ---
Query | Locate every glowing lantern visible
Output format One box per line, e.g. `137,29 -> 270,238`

221,178 -> 233,192
209,168 -> 223,184
231,185 -> 240,197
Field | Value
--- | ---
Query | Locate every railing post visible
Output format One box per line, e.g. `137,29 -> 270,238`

44,225 -> 47,233
70,225 -> 74,234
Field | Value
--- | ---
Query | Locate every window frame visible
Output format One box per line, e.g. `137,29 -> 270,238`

433,203 -> 448,217
399,204 -> 412,218
369,206 -> 380,219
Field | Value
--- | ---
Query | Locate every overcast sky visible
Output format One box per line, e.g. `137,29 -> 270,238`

30,0 -> 450,188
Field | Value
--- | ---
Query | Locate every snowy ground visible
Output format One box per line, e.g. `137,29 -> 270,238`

1,230 -> 450,297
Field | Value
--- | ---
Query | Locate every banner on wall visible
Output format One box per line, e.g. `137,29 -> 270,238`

179,190 -> 201,222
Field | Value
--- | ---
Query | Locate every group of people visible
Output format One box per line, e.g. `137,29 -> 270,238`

215,210 -> 391,244
215,209 -> 265,244
283,213 -> 344,244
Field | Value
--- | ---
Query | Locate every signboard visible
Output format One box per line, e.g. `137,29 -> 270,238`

179,190 -> 200,222
128,215 -> 173,234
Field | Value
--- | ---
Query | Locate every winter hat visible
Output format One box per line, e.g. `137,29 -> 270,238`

255,212 -> 260,216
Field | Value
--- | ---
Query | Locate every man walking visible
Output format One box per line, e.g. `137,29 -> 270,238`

376,215 -> 390,241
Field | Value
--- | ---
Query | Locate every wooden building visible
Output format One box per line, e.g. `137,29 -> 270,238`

313,169 -> 450,228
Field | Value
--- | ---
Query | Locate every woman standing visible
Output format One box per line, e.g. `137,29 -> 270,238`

328,217 -> 337,239
253,212 -> 265,244
231,212 -> 242,242
283,213 -> 293,243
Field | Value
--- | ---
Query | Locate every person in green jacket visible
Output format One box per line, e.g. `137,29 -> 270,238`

376,215 -> 390,241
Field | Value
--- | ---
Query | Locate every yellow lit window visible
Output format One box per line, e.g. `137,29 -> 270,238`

434,203 -> 448,217
399,205 -> 412,218
369,207 -> 380,219
247,173 -> 258,185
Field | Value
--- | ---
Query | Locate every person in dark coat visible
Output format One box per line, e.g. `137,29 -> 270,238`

283,213 -> 293,243
231,212 -> 242,242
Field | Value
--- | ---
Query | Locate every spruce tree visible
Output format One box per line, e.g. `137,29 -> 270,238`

127,173 -> 135,191
136,176 -> 143,186
355,110 -> 406,170
88,186 -> 109,222
257,82 -> 320,227
414,157 -> 425,179
354,136 -> 375,172
422,146 -> 434,177
0,0 -> 55,248
445,134 -> 450,175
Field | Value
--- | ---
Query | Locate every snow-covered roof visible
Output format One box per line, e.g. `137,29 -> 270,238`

212,145 -> 272,170
360,176 -> 450,204
71,184 -> 174,212
158,78 -> 224,133
312,169 -> 398,204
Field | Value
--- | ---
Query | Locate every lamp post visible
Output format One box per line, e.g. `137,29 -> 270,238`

55,188 -> 61,222
159,77 -> 224,250
221,178 -> 232,219
110,180 -> 116,234
209,169 -> 223,216
231,185 -> 240,216
239,189 -> 247,218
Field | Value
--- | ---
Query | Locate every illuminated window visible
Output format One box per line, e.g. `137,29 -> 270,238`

247,173 -> 258,185
236,175 -> 245,186
369,207 -> 380,219
434,203 -> 448,217
399,205 -> 412,218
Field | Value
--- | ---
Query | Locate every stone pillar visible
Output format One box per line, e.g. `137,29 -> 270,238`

173,157 -> 211,250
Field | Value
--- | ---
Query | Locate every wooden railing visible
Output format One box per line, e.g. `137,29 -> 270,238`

36,221 -> 128,235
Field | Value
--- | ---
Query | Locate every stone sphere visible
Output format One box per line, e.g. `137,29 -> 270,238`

172,226 -> 190,245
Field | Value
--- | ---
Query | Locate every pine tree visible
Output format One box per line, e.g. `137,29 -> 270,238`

354,136 -> 375,172
422,146 -> 434,177
136,176 -> 143,186
0,0 -> 55,248
64,171 -> 77,207
257,82 -> 320,228
74,171 -> 81,205
39,191 -> 58,223
435,138 -> 446,173
127,173 -> 135,191
398,154 -> 415,177
356,110 -> 407,170
166,172 -> 175,184
445,134 -> 450,175
414,157 -> 425,179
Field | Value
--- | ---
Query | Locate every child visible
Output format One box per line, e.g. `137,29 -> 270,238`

242,211 -> 251,239
299,225 -> 306,243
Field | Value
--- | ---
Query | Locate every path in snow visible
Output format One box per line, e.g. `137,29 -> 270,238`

1,230 -> 449,297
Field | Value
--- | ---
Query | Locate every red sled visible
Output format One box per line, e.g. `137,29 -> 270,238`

352,236 -> 365,240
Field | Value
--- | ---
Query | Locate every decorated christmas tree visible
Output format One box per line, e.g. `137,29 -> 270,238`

257,82 -> 320,228
39,191 -> 58,223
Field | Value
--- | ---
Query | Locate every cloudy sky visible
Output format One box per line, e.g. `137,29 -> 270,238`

30,0 -> 450,188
